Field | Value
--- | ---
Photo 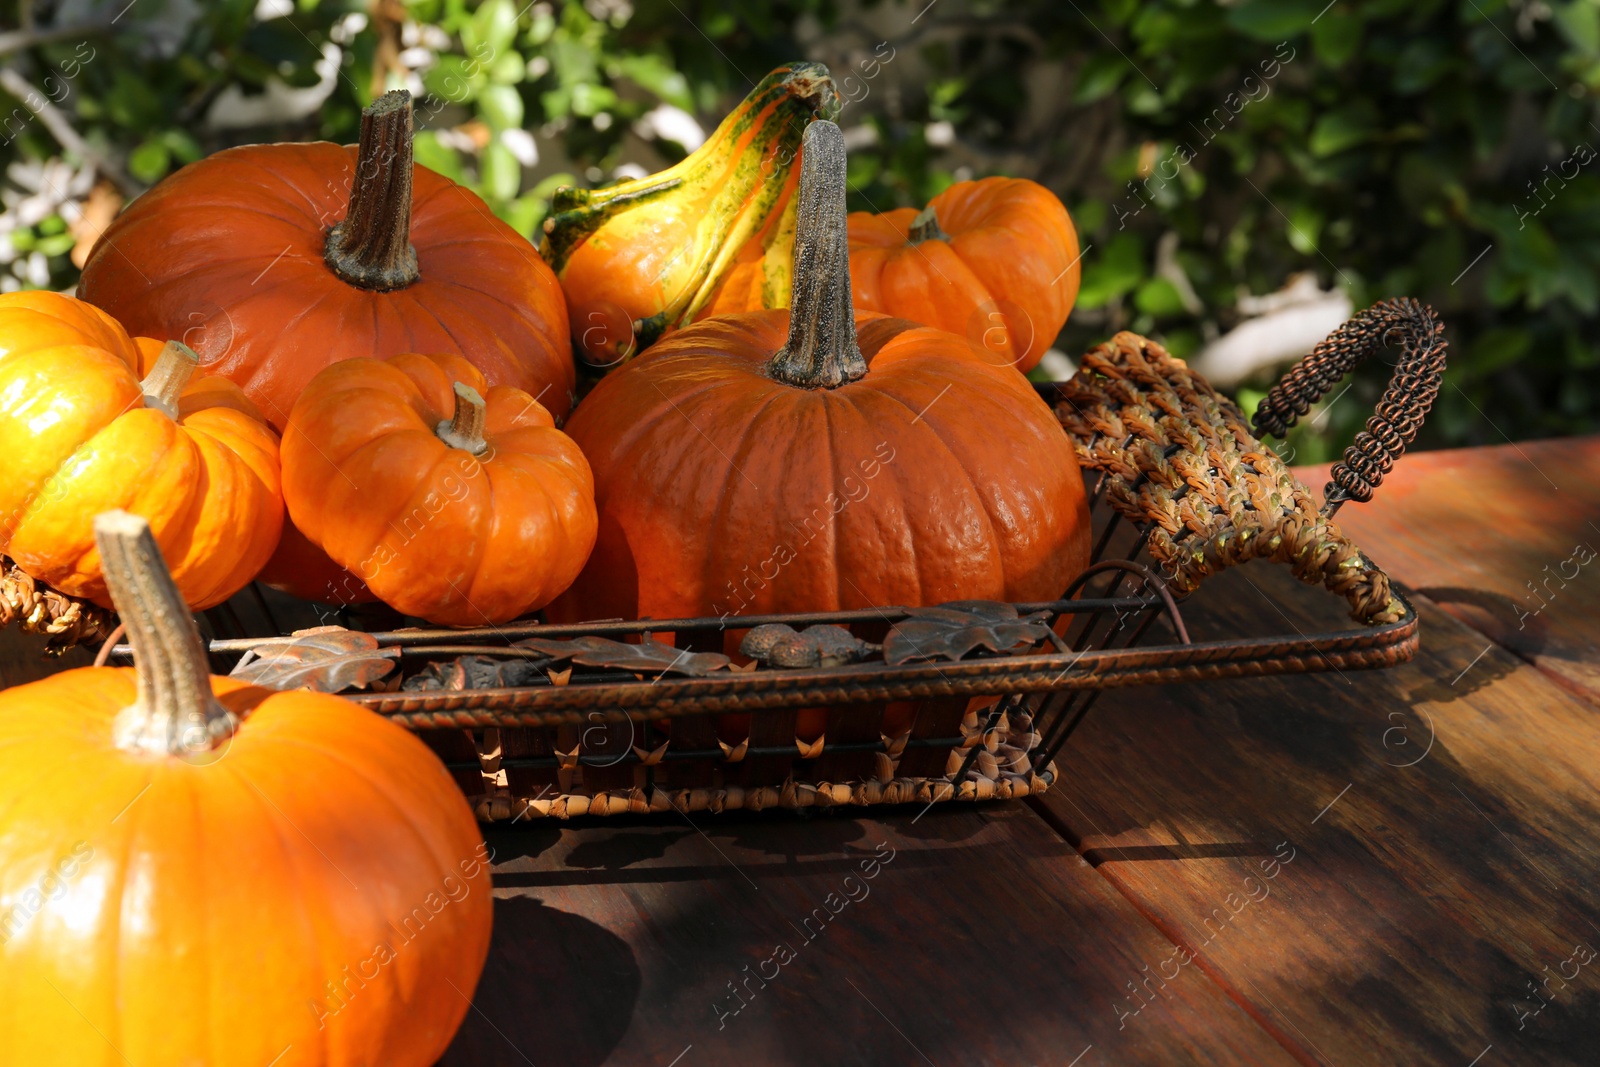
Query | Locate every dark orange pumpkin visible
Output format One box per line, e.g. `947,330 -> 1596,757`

79,90 -> 572,430
551,121 -> 1090,645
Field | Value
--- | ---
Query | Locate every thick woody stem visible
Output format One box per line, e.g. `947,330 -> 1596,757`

96,511 -> 234,757
138,341 -> 199,419
436,382 -> 489,455
907,204 -> 949,244
767,120 -> 867,389
325,90 -> 420,291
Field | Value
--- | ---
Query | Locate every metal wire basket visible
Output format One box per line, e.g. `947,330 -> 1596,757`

42,301 -> 1446,821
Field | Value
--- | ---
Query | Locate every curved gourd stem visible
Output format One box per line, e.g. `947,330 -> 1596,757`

138,341 -> 199,420
325,89 -> 420,291
767,120 -> 867,389
907,204 -> 949,244
97,510 -> 234,757
436,382 -> 489,455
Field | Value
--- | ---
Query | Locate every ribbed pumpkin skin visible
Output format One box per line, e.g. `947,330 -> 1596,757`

847,177 -> 1080,374
550,313 -> 1091,624
0,343 -> 282,611
282,353 -> 597,625
78,142 -> 573,429
0,291 -> 140,367
0,669 -> 493,1067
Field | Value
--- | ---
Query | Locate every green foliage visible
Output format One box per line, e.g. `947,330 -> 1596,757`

0,0 -> 1594,454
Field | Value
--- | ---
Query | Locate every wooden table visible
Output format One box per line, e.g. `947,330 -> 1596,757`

5,438 -> 1597,1065
434,435 -> 1600,1066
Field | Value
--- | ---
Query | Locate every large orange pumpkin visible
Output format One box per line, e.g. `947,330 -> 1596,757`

706,176 -> 1081,374
551,121 -> 1090,630
0,304 -> 282,610
540,62 -> 836,366
282,352 -> 597,626
0,511 -> 492,1066
79,90 -> 573,430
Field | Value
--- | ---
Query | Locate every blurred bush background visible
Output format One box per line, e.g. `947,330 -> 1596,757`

1,0 -> 1595,462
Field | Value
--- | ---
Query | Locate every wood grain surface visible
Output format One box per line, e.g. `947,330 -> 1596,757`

1035,554 -> 1600,1065
444,804 -> 1294,1066
1299,434 -> 1600,704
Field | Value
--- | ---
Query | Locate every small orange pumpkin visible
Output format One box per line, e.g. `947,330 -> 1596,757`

0,290 -> 141,367
551,121 -> 1090,628
282,352 -> 597,625
706,176 -> 1081,374
0,510 -> 492,1066
0,303 -> 283,610
845,178 -> 1081,373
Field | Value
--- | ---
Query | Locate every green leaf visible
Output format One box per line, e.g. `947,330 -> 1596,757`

36,232 -> 75,257
477,84 -> 524,130
1309,103 -> 1377,156
1311,9 -> 1362,68
480,140 -> 521,202
1467,327 -> 1531,378
413,131 -> 467,183
128,139 -> 172,184
1227,0 -> 1323,41
1074,53 -> 1126,104
613,54 -> 693,110
1076,233 -> 1145,308
159,129 -> 203,164
1134,277 -> 1187,316
1286,201 -> 1324,255
1554,0 -> 1600,55
487,52 -> 525,85
497,192 -> 544,238
463,0 -> 518,57
425,54 -> 485,104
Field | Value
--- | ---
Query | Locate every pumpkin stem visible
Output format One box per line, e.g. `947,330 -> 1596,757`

138,341 -> 199,419
767,120 -> 867,389
436,382 -> 489,455
96,511 -> 235,758
907,204 -> 949,244
325,89 -> 420,292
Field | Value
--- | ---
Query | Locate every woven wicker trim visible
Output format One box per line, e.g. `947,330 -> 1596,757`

470,705 -> 1052,821
0,557 -> 114,652
1056,331 -> 1404,626
473,768 -> 1056,821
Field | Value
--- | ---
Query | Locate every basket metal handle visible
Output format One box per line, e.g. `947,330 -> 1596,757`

1251,297 -> 1447,518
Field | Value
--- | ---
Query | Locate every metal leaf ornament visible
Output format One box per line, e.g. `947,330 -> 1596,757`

228,626 -> 399,692
882,601 -> 1054,666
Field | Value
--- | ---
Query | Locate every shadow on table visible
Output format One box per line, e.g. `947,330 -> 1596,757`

437,896 -> 640,1067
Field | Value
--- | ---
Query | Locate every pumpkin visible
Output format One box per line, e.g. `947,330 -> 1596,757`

0,325 -> 283,610
255,516 -> 378,607
0,290 -> 141,368
0,510 -> 492,1065
540,62 -> 836,367
706,176 -> 1081,374
78,89 -> 573,430
282,352 -> 598,626
550,121 -> 1091,641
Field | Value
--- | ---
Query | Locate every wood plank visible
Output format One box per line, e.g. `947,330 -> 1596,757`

1297,435 -> 1600,703
442,804 -> 1295,1066
1035,558 -> 1600,1067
